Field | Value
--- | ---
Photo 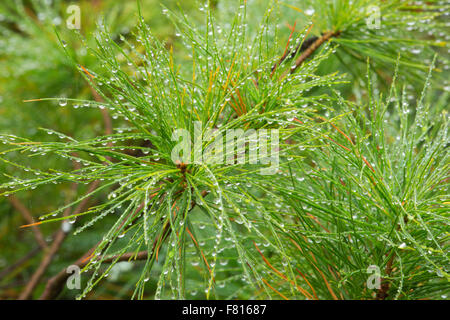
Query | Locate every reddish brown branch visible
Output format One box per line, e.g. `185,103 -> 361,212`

18,224 -> 67,299
18,181 -> 100,300
271,35 -> 318,74
40,215 -> 157,300
9,196 -> 48,250
39,190 -> 209,300
39,244 -> 149,300
280,30 -> 341,80
90,87 -> 112,134
16,72 -> 114,300
376,216 -> 408,300
90,86 -> 113,163
38,192 -> 154,300
376,252 -> 395,300
0,246 -> 41,281
100,108 -> 113,136
17,156 -> 85,299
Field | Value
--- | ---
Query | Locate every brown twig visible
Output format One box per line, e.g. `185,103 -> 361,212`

37,147 -> 157,300
376,216 -> 408,300
39,190 -> 209,299
90,86 -> 114,164
376,252 -> 396,300
9,196 -> 48,250
18,181 -> 100,300
39,208 -> 160,300
39,245 -> 149,300
17,224 -> 67,299
39,189 -> 158,300
16,156 -> 83,299
280,30 -> 341,80
91,88 -> 113,137
16,66 -> 114,299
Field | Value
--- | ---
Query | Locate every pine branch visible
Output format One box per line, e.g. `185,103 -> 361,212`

9,196 -> 48,250
39,246 -> 148,300
271,33 -> 319,74
18,181 -> 100,300
280,30 -> 341,79
1,0 -> 447,300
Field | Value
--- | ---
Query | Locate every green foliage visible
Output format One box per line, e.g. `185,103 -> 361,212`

0,0 -> 448,300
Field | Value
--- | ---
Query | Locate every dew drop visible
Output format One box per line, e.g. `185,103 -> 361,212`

59,98 -> 67,107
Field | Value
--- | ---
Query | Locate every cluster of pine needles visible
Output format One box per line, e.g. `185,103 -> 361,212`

0,0 -> 448,300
